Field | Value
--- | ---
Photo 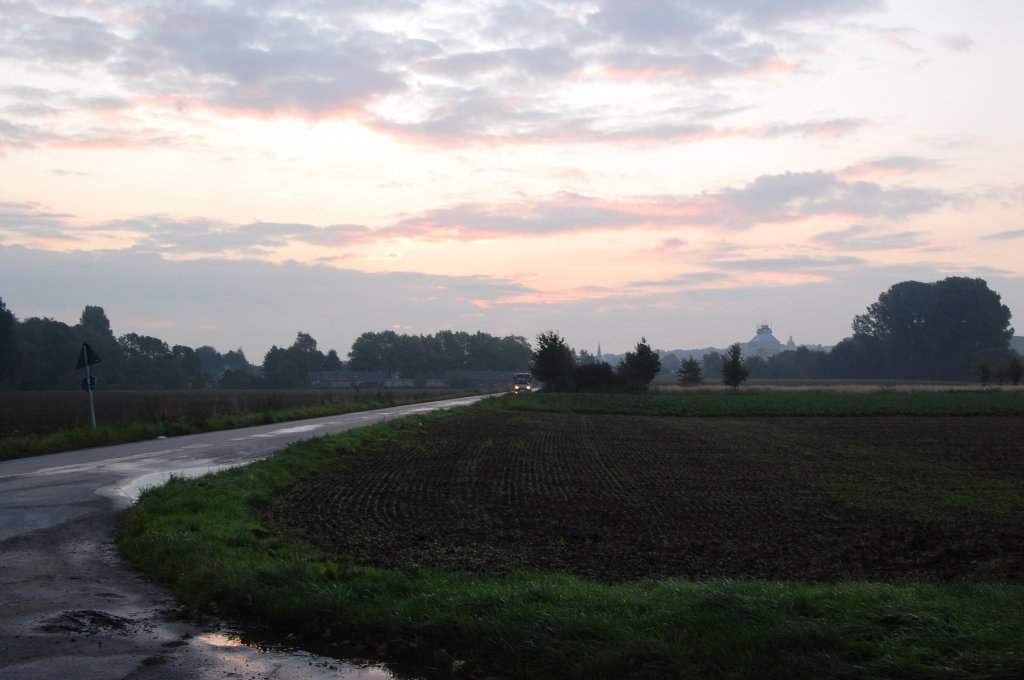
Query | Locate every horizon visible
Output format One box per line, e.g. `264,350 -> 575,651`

1,1 -> 1021,359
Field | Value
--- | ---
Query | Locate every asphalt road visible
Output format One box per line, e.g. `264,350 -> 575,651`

0,394 -> 489,679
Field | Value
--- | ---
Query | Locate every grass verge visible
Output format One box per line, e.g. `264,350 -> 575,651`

118,408 -> 1024,679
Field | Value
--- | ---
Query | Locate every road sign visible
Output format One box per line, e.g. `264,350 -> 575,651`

75,342 -> 102,369
76,342 -> 100,428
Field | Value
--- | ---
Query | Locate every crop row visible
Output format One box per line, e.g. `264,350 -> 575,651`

264,409 -> 1024,583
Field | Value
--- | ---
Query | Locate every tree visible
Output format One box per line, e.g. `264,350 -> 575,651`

826,333 -> 886,378
659,351 -> 681,380
75,305 -> 123,386
347,330 -> 399,375
852,277 -> 1013,380
15,317 -> 80,389
1007,356 -> 1023,386
572,361 -> 620,392
677,357 -> 703,385
263,331 -> 337,387
0,297 -> 16,387
119,332 -> 172,387
530,331 -> 576,391
977,359 -> 991,385
701,351 -> 723,382
721,343 -> 750,389
617,337 -> 661,392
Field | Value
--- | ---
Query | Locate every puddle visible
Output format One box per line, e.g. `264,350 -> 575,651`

198,628 -> 449,680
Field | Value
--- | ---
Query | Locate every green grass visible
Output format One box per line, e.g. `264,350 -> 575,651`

118,402 -> 1024,679
488,389 -> 1024,417
0,391 -> 478,461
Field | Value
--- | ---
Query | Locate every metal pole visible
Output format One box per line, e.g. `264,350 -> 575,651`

83,345 -> 97,429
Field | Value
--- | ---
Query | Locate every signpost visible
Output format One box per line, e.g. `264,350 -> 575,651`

76,342 -> 101,429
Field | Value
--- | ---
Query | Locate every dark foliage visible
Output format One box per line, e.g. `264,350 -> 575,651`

852,277 -> 1013,380
721,343 -> 750,389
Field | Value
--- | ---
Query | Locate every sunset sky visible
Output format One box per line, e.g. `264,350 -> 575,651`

1,0 -> 1021,360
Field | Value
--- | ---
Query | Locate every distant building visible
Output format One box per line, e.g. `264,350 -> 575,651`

744,323 -> 786,358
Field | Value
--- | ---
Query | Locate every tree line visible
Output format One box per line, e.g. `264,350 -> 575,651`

530,276 -> 1020,391
0,301 -> 532,390
0,276 -> 1019,391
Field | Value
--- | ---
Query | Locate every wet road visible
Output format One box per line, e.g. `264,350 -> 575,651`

0,395 -> 488,679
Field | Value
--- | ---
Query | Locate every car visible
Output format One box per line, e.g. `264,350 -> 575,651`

512,372 -> 532,394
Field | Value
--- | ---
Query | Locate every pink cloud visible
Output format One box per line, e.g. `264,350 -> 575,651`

839,156 -> 941,181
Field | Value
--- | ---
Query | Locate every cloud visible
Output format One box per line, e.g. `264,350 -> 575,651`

0,0 -> 893,147
839,156 -> 942,180
710,254 -> 866,271
0,2 -> 119,64
0,163 -> 961,257
384,194 -> 682,239
939,34 -> 974,52
762,118 -> 870,140
706,171 -> 954,227
0,242 -> 537,357
813,225 -> 925,251
980,229 -> 1024,242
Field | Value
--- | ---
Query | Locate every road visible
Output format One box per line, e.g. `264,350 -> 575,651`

0,395 -> 488,679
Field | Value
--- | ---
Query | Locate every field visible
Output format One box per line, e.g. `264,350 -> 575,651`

119,390 -> 1024,679
0,388 -> 433,438
264,408 -> 1024,584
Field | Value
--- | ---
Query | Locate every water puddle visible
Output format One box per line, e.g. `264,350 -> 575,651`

198,628 -> 449,679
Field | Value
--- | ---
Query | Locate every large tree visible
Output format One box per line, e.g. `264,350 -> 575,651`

851,277 -> 1013,380
530,331 -> 576,391
263,331 -> 338,387
617,337 -> 661,392
15,317 -> 80,389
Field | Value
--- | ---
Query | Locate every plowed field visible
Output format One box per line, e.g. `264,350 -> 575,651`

264,410 -> 1024,583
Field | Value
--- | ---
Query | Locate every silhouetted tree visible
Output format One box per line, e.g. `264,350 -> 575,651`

978,359 -> 992,385
263,331 -> 338,387
0,297 -> 15,387
852,277 -> 1013,380
721,343 -> 750,389
530,331 -> 576,391
15,317 -> 79,389
1007,356 -> 1023,386
617,337 -> 661,392
76,305 -> 122,385
826,334 -> 886,378
701,351 -> 723,382
572,361 -> 620,392
677,357 -> 703,385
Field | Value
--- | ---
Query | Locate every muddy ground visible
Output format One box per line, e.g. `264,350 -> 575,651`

0,510 -> 413,679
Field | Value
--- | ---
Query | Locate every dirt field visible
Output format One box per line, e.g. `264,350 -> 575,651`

263,409 -> 1024,583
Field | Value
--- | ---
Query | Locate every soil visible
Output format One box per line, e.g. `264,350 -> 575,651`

263,410 -> 1024,584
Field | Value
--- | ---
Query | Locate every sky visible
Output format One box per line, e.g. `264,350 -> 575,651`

1,0 -> 1022,360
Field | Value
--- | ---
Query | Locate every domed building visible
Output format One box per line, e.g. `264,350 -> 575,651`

745,323 -> 786,358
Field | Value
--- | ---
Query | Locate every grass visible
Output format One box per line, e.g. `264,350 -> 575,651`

118,394 -> 1024,679
487,388 -> 1024,417
0,390 -> 481,461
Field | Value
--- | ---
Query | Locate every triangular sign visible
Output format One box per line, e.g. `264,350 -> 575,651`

75,342 -> 102,369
